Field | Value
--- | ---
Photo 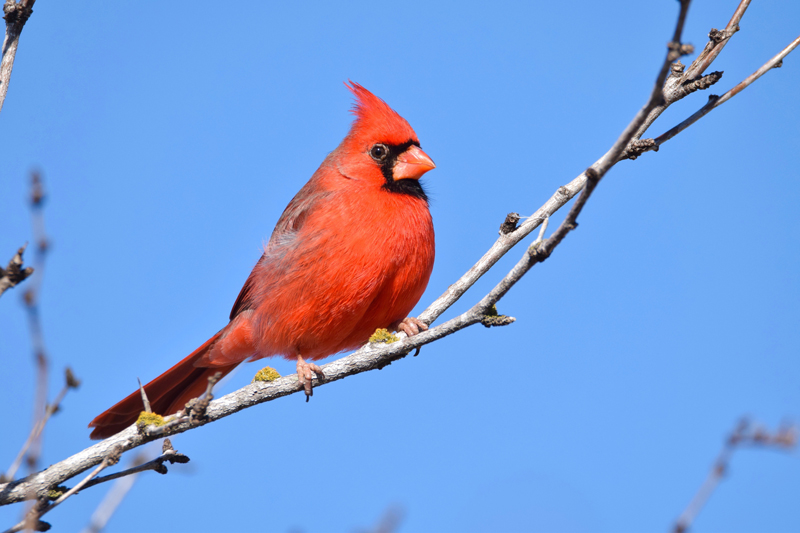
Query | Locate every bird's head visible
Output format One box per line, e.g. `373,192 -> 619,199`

335,82 -> 435,199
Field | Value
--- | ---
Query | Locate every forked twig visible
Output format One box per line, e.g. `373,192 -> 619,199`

655,35 -> 800,148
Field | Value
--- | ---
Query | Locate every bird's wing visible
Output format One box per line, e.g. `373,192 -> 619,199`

229,178 -> 332,321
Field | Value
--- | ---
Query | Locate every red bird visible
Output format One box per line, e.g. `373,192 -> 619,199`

89,82 -> 436,439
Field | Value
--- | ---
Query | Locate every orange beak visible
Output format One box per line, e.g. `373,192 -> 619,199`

392,145 -> 436,180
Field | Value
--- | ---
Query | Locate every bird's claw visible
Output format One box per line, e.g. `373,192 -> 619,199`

396,316 -> 428,337
296,355 -> 324,401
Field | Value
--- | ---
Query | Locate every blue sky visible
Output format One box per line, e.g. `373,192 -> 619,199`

2,1 -> 799,532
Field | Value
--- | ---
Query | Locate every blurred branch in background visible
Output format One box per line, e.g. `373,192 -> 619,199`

79,452 -> 147,533
3,369 -> 79,483
673,418 -> 798,533
357,505 -> 404,533
78,441 -> 177,533
0,0 -> 36,113
6,447 -> 123,533
21,171 -> 52,479
0,172 -> 82,530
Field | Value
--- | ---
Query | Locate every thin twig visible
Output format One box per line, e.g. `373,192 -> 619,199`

79,453 -> 148,533
0,0 -> 35,114
533,216 -> 549,245
627,1 -> 799,160
136,379 -> 151,414
469,168 -> 601,317
623,0 -> 754,156
684,0 -> 751,81
81,440 -> 189,492
673,419 -> 798,533
419,0 -> 693,326
4,447 -> 122,533
4,370 -> 80,483
654,35 -> 800,148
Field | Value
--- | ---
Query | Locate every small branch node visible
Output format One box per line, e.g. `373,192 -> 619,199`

479,304 -> 516,328
685,71 -> 724,93
2,0 -> 33,27
480,315 -> 516,328
106,445 -> 123,468
499,212 -> 521,235
64,367 -> 80,389
624,138 -> 657,160
527,241 -> 551,261
584,167 -> 600,184
0,244 -> 35,297
188,372 -> 223,423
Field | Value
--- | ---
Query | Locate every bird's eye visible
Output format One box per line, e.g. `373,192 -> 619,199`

370,144 -> 389,162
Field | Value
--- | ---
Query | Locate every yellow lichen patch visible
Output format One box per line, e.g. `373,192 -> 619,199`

47,485 -> 69,500
369,328 -> 399,344
136,411 -> 166,429
252,366 -> 281,383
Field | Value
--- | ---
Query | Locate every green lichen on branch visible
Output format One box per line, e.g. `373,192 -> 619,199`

253,366 -> 281,382
369,328 -> 399,344
47,485 -> 69,500
136,411 -> 166,431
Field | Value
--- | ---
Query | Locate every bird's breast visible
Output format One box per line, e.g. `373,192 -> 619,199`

251,184 -> 434,360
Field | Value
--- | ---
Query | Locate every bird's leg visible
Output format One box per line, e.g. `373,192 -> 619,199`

394,316 -> 428,337
296,354 -> 324,401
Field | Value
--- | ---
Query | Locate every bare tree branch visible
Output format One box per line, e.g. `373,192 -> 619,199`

422,0 -> 693,325
0,245 -> 33,298
1,3 -> 796,526
654,35 -> 800,149
80,439 -> 188,493
0,0 -> 696,508
673,419 -> 798,533
684,0 -> 750,81
0,0 -> 35,114
622,0 -> 755,158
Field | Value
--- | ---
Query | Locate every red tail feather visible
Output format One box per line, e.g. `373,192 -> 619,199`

88,331 -> 236,440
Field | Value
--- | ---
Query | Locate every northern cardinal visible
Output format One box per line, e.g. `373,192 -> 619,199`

89,82 -> 436,439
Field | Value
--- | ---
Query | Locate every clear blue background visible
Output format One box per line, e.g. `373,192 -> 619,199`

2,1 -> 799,532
